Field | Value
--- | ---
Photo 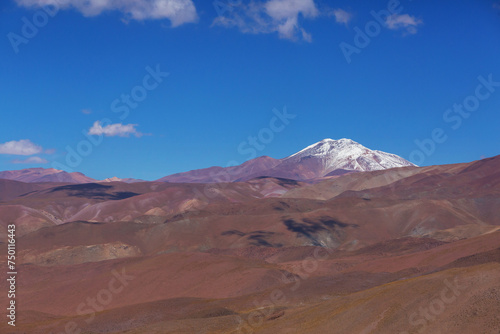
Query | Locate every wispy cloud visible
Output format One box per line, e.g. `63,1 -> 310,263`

14,0 -> 198,26
212,0 -> 319,42
88,121 -> 143,137
385,13 -> 423,35
12,156 -> 48,164
331,8 -> 352,26
0,139 -> 43,155
81,109 -> 92,115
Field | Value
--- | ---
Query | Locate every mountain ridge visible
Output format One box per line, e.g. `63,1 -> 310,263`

0,138 -> 415,184
0,168 -> 96,184
158,138 -> 416,183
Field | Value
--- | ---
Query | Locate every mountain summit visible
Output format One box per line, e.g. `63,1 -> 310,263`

159,138 -> 416,183
278,138 -> 416,177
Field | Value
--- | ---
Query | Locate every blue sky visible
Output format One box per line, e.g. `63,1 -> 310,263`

1,0 -> 499,180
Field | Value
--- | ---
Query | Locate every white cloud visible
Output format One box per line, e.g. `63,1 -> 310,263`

88,121 -> 143,137
14,0 -> 198,26
12,156 -> 48,164
331,8 -> 352,26
0,139 -> 43,156
385,13 -> 422,34
300,28 -> 312,43
81,109 -> 92,115
264,0 -> 318,20
212,0 -> 319,42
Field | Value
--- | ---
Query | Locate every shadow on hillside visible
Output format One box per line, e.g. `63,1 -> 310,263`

282,217 -> 357,246
49,183 -> 139,200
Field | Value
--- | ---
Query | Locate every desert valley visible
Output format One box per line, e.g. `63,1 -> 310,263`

0,138 -> 499,333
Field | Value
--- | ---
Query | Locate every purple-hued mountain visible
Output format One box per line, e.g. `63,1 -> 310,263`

157,138 -> 416,183
157,156 -> 281,183
0,168 -> 96,183
0,169 -> 148,184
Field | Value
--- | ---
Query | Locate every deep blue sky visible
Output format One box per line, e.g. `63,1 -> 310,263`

1,0 -> 499,180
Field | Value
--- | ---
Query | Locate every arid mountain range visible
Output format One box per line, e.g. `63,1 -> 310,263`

0,139 -> 415,184
0,139 -> 498,333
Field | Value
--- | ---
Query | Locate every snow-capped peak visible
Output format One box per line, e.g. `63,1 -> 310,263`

101,176 -> 122,182
283,138 -> 416,176
287,138 -> 363,159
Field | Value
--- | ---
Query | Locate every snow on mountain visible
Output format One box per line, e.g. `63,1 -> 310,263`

282,138 -> 416,175
100,177 -> 123,183
99,176 -> 145,183
158,138 -> 416,183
